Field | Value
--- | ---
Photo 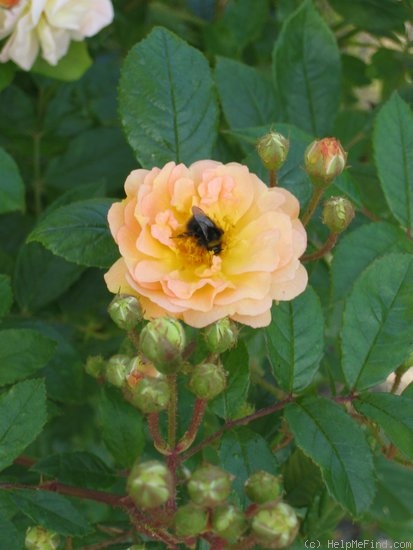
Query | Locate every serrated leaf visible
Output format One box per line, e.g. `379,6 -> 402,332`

265,286 -> 324,393
0,147 -> 25,214
285,396 -> 375,515
28,199 -> 118,268
9,489 -> 92,536
354,393 -> 413,460
32,41 -> 92,81
272,0 -> 340,136
373,93 -> 413,230
0,328 -> 56,386
0,380 -> 47,472
331,222 -> 413,303
341,253 -> 413,390
119,27 -> 218,167
328,0 -> 409,34
0,274 -> 12,319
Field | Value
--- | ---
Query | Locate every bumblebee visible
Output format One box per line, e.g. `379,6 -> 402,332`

181,206 -> 224,255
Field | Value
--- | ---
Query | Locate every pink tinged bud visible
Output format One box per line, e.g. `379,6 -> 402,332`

127,460 -> 172,509
188,361 -> 227,400
304,137 -> 347,187
244,471 -> 283,504
174,503 -> 209,537
188,464 -> 233,507
107,294 -> 143,331
322,196 -> 355,233
251,502 -> 299,548
25,526 -> 60,550
85,355 -> 106,379
127,377 -> 170,413
256,131 -> 290,171
139,318 -> 186,373
203,318 -> 238,354
211,504 -> 247,543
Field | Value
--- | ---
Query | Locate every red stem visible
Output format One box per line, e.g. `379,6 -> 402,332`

176,398 -> 207,453
302,233 -> 338,262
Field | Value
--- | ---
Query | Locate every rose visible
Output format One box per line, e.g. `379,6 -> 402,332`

0,0 -> 114,70
105,161 -> 308,328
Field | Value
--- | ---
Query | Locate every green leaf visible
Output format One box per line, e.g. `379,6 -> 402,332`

32,452 -> 117,490
265,286 -> 324,393
282,448 -> 323,507
0,512 -> 23,550
215,57 -> 278,129
272,0 -> 340,136
354,393 -> 413,460
119,27 -> 218,167
97,387 -> 145,468
0,63 -> 15,92
328,0 -> 409,34
14,243 -> 84,312
341,253 -> 413,390
28,199 -> 118,269
0,328 -> 56,386
302,490 -> 345,540
32,41 -> 92,81
8,489 -> 92,536
373,93 -> 413,230
0,274 -> 12,319
0,147 -> 25,214
219,427 -> 279,505
331,222 -> 413,304
285,396 -> 375,515
0,380 -> 47,472
209,341 -> 250,420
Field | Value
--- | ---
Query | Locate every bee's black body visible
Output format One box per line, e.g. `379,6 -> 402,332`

184,206 -> 223,254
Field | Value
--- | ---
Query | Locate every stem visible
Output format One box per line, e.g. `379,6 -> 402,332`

167,374 -> 178,448
127,329 -> 141,353
269,169 -> 277,187
176,398 -> 208,453
301,186 -> 326,227
301,233 -> 338,262
147,413 -> 169,455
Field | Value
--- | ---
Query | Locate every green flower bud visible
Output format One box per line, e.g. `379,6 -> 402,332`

232,401 -> 255,420
244,471 -> 283,504
204,318 -> 238,354
304,137 -> 347,187
127,377 -> 170,413
125,356 -> 159,390
85,355 -> 106,379
105,354 -> 132,388
174,503 -> 208,537
108,294 -> 143,330
127,460 -> 172,509
25,526 -> 60,550
251,502 -> 299,548
211,504 -> 247,543
188,361 -> 226,400
139,318 -> 186,373
322,196 -> 355,233
188,464 -> 233,507
256,131 -> 290,171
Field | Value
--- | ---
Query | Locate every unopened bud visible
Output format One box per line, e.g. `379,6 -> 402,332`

256,131 -> 290,171
188,464 -> 233,507
322,196 -> 355,233
251,502 -> 299,548
174,503 -> 208,537
105,354 -> 132,388
125,356 -> 159,389
204,318 -> 238,354
25,526 -> 60,550
127,460 -> 172,509
304,137 -> 347,187
85,355 -> 106,379
212,504 -> 247,543
107,294 -> 143,331
188,361 -> 226,400
139,318 -> 186,373
127,377 -> 170,413
245,471 -> 283,504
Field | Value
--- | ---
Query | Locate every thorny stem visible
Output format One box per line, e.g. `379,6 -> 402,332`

301,233 -> 338,262
147,413 -> 169,455
167,374 -> 178,448
176,398 -> 208,453
301,185 -> 326,226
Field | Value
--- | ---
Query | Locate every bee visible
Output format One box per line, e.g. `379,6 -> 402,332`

181,206 -> 224,255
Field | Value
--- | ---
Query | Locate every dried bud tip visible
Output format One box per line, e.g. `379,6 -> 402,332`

304,137 -> 347,187
256,131 -> 290,171
322,196 -> 355,233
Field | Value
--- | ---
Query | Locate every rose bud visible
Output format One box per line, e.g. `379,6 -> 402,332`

304,137 -> 347,187
127,377 -> 170,413
256,131 -> 290,171
25,526 -> 60,550
244,471 -> 283,504
127,460 -> 172,509
125,356 -> 159,389
211,504 -> 247,543
139,317 -> 186,373
107,294 -> 143,331
85,355 -> 106,379
188,361 -> 227,400
105,354 -> 133,388
322,196 -> 355,233
174,503 -> 208,537
0,0 -> 20,7
251,502 -> 299,548
203,318 -> 238,354
188,464 -> 233,507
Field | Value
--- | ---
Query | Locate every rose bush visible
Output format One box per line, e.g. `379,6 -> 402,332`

105,160 -> 308,328
0,0 -> 113,70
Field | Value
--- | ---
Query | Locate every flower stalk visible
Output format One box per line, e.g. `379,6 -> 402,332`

301,233 -> 338,262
